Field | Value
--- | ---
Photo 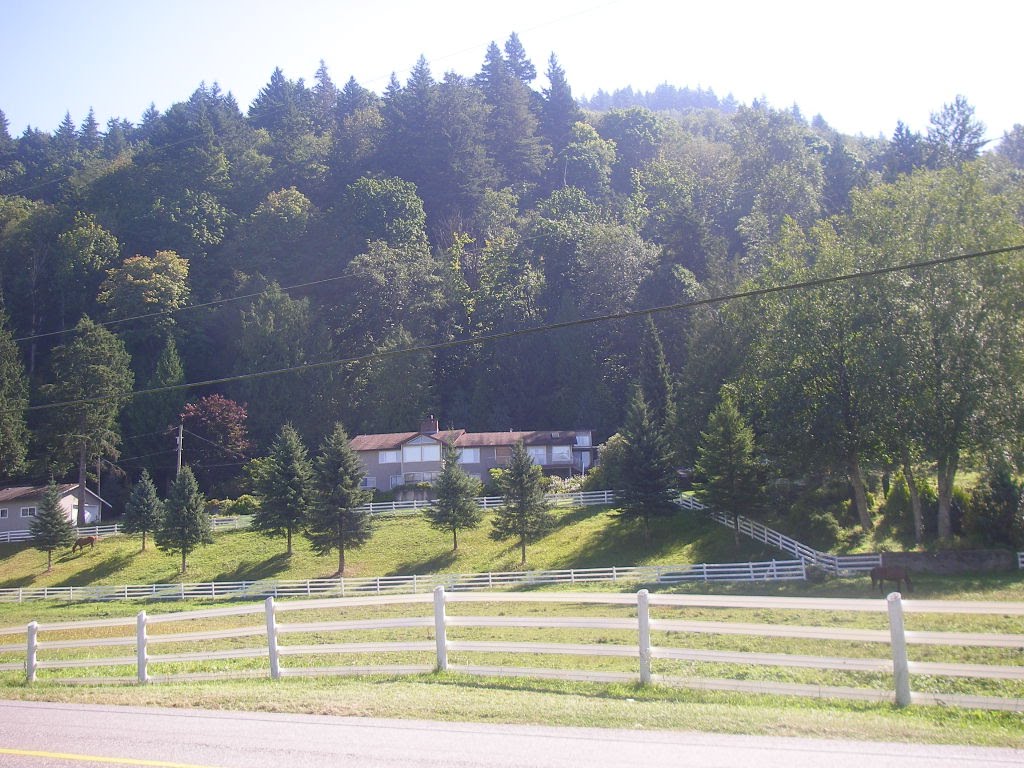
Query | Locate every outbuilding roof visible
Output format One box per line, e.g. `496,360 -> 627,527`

0,484 -> 111,506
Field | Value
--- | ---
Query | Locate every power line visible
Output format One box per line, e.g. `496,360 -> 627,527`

23,242 -> 1024,415
181,428 -> 250,460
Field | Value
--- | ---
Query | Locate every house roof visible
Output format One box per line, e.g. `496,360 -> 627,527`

348,430 -> 465,452
0,484 -> 111,507
350,428 -> 592,451
455,431 -> 589,447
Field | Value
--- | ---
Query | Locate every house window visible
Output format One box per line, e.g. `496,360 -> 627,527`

360,476 -> 377,489
20,507 -> 36,518
403,444 -> 440,463
527,447 -> 546,465
378,450 -> 401,464
576,434 -> 591,447
0,508 -> 7,519
551,445 -> 572,463
457,448 -> 480,464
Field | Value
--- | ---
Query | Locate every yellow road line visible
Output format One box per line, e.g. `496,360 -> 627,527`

0,747 -> 224,767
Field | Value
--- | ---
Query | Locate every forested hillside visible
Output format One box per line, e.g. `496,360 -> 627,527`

1,34 -> 1022,545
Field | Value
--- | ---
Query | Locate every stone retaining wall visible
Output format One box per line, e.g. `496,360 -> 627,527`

881,549 -> 1016,574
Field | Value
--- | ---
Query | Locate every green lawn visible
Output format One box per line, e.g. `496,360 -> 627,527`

0,506 -> 777,590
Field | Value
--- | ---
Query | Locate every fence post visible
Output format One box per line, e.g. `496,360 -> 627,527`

265,596 -> 281,680
433,585 -> 448,672
26,621 -> 38,683
136,611 -> 148,684
886,592 -> 911,707
637,589 -> 651,685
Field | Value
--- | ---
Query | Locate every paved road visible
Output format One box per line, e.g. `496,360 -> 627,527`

0,700 -> 1021,768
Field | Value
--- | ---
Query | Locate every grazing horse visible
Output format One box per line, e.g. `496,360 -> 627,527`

870,565 -> 912,594
71,536 -> 97,554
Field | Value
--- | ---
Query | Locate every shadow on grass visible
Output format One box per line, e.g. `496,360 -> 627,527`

0,574 -> 35,588
212,552 -> 292,582
54,553 -> 135,587
390,549 -> 458,576
552,508 -> 777,570
549,504 -> 608,531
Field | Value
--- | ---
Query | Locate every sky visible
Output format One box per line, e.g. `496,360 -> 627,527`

1,0 -> 1018,143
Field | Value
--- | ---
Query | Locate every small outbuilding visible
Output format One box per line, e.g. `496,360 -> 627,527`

0,484 -> 108,539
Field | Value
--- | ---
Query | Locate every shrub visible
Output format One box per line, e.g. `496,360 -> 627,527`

963,458 -> 1024,548
226,494 -> 260,517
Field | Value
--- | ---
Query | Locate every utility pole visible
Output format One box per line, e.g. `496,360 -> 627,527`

176,423 -> 183,479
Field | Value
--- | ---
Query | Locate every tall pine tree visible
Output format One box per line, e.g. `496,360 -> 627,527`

122,469 -> 164,552
155,465 -> 211,573
252,423 -> 314,555
30,481 -> 76,572
40,317 -> 134,525
617,389 -> 679,546
693,387 -> 762,546
306,423 -> 373,576
491,442 -> 552,565
425,444 -> 483,551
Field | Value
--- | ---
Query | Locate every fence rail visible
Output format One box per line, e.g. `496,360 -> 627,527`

696,500 -> 882,574
0,559 -> 806,605
6,589 -> 1021,712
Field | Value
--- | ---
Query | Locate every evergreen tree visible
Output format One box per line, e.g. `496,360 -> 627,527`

637,316 -> 677,443
491,442 -> 552,565
0,312 -> 29,478
503,32 -> 537,84
693,387 -> 762,546
155,465 -> 211,573
617,389 -> 678,546
541,54 -> 583,156
40,317 -> 134,525
311,59 -> 340,134
122,469 -> 164,551
79,109 -> 101,153
306,423 -> 373,576
30,481 -> 76,572
252,423 -> 314,555
476,42 -> 549,185
426,444 -> 483,551
121,336 -> 186,487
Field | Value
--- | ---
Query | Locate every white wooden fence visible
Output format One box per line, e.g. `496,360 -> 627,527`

0,559 -> 806,604
2,589 -> 1021,711
0,490 -> 618,544
685,497 -> 883,574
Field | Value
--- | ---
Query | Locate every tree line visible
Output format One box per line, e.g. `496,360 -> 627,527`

1,33 -> 1022,549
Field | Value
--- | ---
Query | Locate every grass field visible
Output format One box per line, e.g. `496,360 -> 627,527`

1,504 -> 1022,747
0,505 -> 777,590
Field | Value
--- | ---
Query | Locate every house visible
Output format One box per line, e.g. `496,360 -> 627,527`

349,416 -> 596,491
0,484 -> 108,535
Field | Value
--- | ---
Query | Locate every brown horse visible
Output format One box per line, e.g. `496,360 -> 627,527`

870,565 -> 912,594
71,536 -> 97,554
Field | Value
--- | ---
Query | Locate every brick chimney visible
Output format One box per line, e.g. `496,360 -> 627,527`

420,415 -> 439,435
